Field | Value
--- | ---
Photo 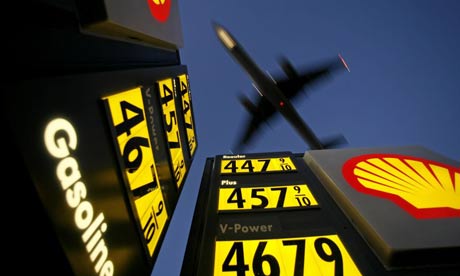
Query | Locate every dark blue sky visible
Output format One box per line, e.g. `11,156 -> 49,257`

152,1 -> 460,275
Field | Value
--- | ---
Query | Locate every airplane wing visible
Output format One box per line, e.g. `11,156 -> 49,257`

279,96 -> 348,150
213,23 -> 350,152
233,95 -> 275,153
235,88 -> 345,152
276,96 -> 325,150
233,55 -> 349,152
276,55 -> 349,100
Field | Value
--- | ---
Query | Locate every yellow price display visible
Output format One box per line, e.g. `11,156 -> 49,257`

135,190 -> 167,256
177,74 -> 197,157
103,87 -> 168,257
158,78 -> 187,188
218,184 -> 318,212
214,234 -> 361,276
221,157 -> 296,174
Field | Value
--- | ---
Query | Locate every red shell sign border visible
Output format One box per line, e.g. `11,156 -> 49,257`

147,0 -> 171,23
342,154 -> 460,219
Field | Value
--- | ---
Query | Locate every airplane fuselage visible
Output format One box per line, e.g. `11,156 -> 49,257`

214,23 -> 324,149
214,23 -> 290,113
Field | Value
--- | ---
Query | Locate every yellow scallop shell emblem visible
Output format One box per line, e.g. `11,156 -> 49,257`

342,154 -> 460,219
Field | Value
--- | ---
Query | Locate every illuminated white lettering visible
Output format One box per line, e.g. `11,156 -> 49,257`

223,155 -> 246,159
44,118 -> 114,276
220,179 -> 237,185
56,156 -> 81,190
219,223 -> 273,234
90,239 -> 108,272
82,213 -> 105,242
99,261 -> 114,276
219,224 -> 228,233
86,224 -> 103,252
44,118 -> 77,158
75,201 -> 93,230
66,181 -> 87,208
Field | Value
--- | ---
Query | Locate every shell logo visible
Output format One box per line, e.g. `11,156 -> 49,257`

342,154 -> 460,219
147,0 -> 171,23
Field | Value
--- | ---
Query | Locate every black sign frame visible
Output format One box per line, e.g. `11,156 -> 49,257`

5,65 -> 196,275
182,151 -> 460,275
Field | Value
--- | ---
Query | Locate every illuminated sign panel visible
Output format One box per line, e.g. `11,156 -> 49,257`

157,78 -> 187,188
177,74 -> 197,157
221,157 -> 296,174
103,87 -> 168,258
183,152 -> 363,276
135,189 -> 168,255
147,0 -> 172,23
214,234 -> 361,275
75,0 -> 183,49
183,148 -> 460,275
5,65 -> 197,275
343,154 -> 460,219
218,184 -> 318,212
44,118 -> 115,275
304,146 -> 460,270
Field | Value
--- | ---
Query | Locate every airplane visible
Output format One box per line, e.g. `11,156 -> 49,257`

212,22 -> 350,153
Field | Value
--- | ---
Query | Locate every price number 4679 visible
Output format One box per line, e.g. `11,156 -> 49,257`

215,236 -> 361,276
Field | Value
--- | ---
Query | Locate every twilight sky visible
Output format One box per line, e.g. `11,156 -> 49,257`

152,1 -> 460,275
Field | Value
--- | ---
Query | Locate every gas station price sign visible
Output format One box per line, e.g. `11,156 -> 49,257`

221,157 -> 297,174
157,77 -> 187,188
183,149 -> 460,275
7,58 -> 197,275
182,152 -> 369,275
177,74 -> 197,157
103,86 -> 168,258
214,234 -> 361,276
218,184 -> 318,212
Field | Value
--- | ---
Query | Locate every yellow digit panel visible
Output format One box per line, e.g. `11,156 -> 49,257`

136,190 -> 168,256
214,234 -> 361,276
104,88 -> 150,151
158,78 -> 187,188
103,87 -> 168,257
178,74 -> 197,157
104,87 -> 155,190
218,184 -> 318,211
220,157 -> 297,174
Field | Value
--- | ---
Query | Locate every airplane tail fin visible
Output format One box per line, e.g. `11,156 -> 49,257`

320,134 -> 348,149
238,94 -> 257,115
